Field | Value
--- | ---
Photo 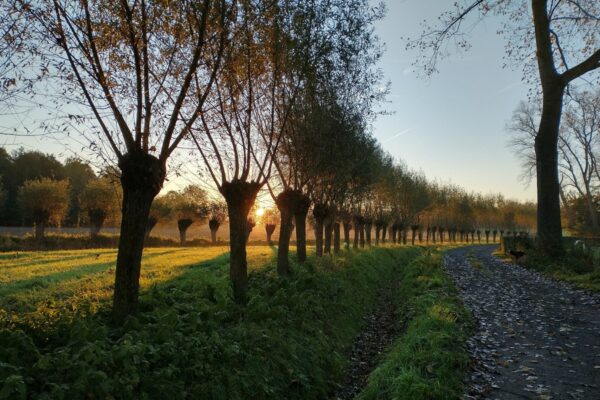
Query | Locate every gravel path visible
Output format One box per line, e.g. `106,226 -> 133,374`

444,245 -> 600,400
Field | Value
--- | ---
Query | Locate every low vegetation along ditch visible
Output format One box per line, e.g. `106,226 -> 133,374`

0,246 -> 471,399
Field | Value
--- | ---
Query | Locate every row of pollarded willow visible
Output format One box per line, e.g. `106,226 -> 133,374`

4,0 -> 385,321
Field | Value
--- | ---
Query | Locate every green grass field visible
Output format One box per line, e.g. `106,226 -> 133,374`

0,246 -> 276,332
0,245 -> 470,399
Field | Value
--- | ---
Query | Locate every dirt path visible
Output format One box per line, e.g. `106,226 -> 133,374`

332,283 -> 400,400
444,245 -> 600,400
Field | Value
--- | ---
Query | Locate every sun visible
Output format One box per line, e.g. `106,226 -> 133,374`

255,208 -> 265,218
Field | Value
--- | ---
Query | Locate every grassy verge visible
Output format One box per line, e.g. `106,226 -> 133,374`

357,250 -> 472,400
510,250 -> 600,292
0,246 -> 422,399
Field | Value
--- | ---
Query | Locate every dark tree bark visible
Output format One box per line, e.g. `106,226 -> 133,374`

276,190 -> 296,277
390,224 -> 397,244
485,230 -> 490,243
411,225 -> 418,246
477,230 -> 481,244
246,219 -> 256,241
381,223 -> 387,244
439,227 -> 444,244
177,218 -> 193,246
220,180 -> 260,304
313,203 -> 328,257
113,152 -> 165,323
265,223 -> 276,246
353,217 -> 361,249
343,221 -> 351,248
375,224 -> 381,246
492,230 -> 497,243
294,194 -> 310,262
324,221 -> 333,254
365,220 -> 372,247
359,222 -> 365,248
145,216 -> 158,242
34,221 -> 46,241
209,219 -> 220,244
333,222 -> 341,254
89,209 -> 108,239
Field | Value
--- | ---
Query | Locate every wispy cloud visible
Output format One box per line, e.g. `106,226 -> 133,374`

381,128 -> 413,144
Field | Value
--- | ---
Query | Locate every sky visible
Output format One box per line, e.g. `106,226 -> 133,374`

370,0 -> 536,201
0,1 -> 537,203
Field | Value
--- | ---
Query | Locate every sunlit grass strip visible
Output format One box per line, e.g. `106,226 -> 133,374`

357,251 -> 472,400
0,246 -> 423,399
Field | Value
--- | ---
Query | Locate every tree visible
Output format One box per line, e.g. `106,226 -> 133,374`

510,90 -> 600,234
409,0 -> 600,256
64,158 -> 96,227
17,178 -> 69,239
164,186 -> 210,246
80,177 -> 120,238
190,0 -> 299,300
208,201 -> 227,244
22,0 -> 236,321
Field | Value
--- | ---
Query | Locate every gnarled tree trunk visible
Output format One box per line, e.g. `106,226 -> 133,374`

265,223 -> 276,246
276,190 -> 298,276
313,203 -> 328,257
113,152 -> 165,323
178,218 -> 193,246
294,194 -> 310,262
333,222 -> 341,254
89,209 -> 107,239
220,180 -> 260,304
209,219 -> 220,244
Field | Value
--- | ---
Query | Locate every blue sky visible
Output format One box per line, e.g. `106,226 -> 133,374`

371,0 -> 535,201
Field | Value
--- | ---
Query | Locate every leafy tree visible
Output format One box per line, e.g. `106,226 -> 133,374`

164,186 -> 210,246
64,158 -> 96,227
80,178 -> 120,238
208,201 -> 228,244
20,0 -> 236,321
17,178 -> 69,240
409,0 -> 600,255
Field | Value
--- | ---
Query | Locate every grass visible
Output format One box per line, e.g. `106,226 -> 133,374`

0,245 -> 425,399
515,249 -> 600,292
357,249 -> 472,400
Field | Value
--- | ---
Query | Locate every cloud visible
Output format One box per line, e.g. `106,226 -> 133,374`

381,128 -> 413,144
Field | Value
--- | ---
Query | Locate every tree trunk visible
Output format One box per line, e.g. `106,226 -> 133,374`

359,224 -> 365,248
113,152 -> 165,323
485,231 -> 490,244
375,225 -> 381,245
89,209 -> 107,239
145,217 -> 157,242
353,222 -> 360,249
535,81 -> 565,255
178,218 -> 193,246
35,221 -> 46,241
365,222 -> 372,246
294,195 -> 310,262
411,226 -> 418,246
220,180 -> 260,304
324,221 -> 333,254
343,221 -> 351,248
381,223 -> 387,244
313,203 -> 328,257
276,190 -> 295,277
333,222 -> 341,254
265,223 -> 276,246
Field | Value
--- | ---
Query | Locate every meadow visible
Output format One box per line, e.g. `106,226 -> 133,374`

0,245 -> 471,399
